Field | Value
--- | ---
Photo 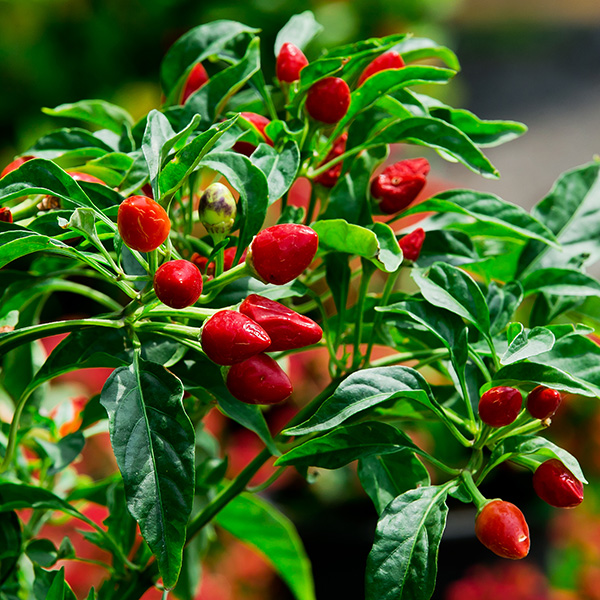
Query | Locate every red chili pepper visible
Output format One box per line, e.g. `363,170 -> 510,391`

532,459 -> 584,508
226,353 -> 293,404
357,51 -> 405,87
0,207 -> 13,223
247,224 -> 319,285
68,171 -> 106,185
1,156 -> 33,178
478,386 -> 522,427
181,62 -> 209,104
475,500 -> 530,560
233,112 -> 273,156
314,133 -> 348,188
526,386 -> 562,420
117,195 -> 171,253
371,158 -> 430,214
305,77 -> 351,124
201,310 -> 271,366
239,294 -> 323,351
399,227 -> 425,262
153,260 -> 203,309
276,42 -> 309,83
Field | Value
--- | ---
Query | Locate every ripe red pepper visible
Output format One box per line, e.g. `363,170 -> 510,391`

68,171 -> 106,185
399,227 -> 425,262
239,294 -> 323,351
153,259 -> 203,309
526,386 -> 562,420
475,500 -> 530,560
226,353 -> 293,405
117,195 -> 171,253
357,51 -> 405,87
247,223 -> 319,285
371,158 -> 430,214
232,112 -> 273,156
0,207 -> 13,223
198,182 -> 237,235
532,459 -> 584,508
181,62 -> 209,104
305,77 -> 351,124
314,133 -> 348,188
276,42 -> 309,83
1,156 -> 33,178
201,310 -> 271,366
478,386 -> 522,427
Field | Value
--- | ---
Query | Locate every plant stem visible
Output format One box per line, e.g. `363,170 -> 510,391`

460,470 -> 488,511
468,348 -> 492,383
352,260 -> 375,369
201,262 -> 251,296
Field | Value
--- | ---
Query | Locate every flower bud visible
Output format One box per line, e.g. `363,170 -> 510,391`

198,182 -> 237,235
478,386 -> 522,427
475,500 -> 530,560
226,353 -> 293,405
532,459 -> 584,508
239,294 -> 323,351
371,158 -> 430,214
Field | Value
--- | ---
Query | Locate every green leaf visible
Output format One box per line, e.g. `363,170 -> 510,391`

26,539 -> 59,568
312,219 -> 402,273
402,190 -> 557,246
26,128 -> 115,158
33,566 -> 77,600
160,20 -> 260,96
487,281 -> 524,336
489,434 -> 587,483
249,140 -> 301,203
521,268 -> 600,298
0,511 -> 21,585
276,422 -> 422,469
364,117 -> 499,178
42,100 -> 134,135
500,327 -> 555,365
36,433 -> 85,475
100,355 -> 195,589
365,485 -> 449,600
142,109 -> 176,193
518,161 -> 600,276
200,151 -> 269,262
417,229 -> 478,268
395,37 -> 460,70
215,492 -> 315,600
274,11 -> 323,55
412,263 -> 490,336
284,366 -> 437,436
358,452 -> 430,515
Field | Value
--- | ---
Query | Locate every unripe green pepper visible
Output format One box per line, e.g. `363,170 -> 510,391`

198,182 -> 237,235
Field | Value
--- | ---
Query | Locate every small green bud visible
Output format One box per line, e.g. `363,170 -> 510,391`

198,182 -> 237,235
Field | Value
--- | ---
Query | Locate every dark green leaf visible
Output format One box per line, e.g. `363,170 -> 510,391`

33,566 -> 76,600
274,11 -> 323,55
26,539 -> 59,568
276,421 -> 421,469
215,492 -> 315,600
521,268 -> 600,298
284,366 -> 437,435
487,281 -> 524,336
100,355 -> 195,589
0,511 -> 21,585
36,433 -> 85,475
26,128 -> 115,158
365,485 -> 449,600
395,37 -> 460,70
324,253 -> 351,319
249,140 -> 301,203
417,229 -> 478,268
42,100 -> 134,135
142,110 -> 176,193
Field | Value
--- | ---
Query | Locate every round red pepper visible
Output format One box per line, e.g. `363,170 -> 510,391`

201,310 -> 271,366
305,77 -> 351,124
532,459 -> 584,508
226,353 -> 293,405
239,294 -> 323,351
526,386 -> 562,420
371,158 -> 430,214
247,223 -> 319,285
117,195 -> 171,253
314,133 -> 348,188
276,42 -> 309,83
153,259 -> 203,309
357,50 -> 405,87
478,386 -> 522,427
181,62 -> 209,104
399,228 -> 425,262
475,500 -> 530,560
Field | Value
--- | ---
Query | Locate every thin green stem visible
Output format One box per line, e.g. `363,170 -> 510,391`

370,348 -> 449,368
308,146 -> 361,179
145,306 -> 219,320
201,262 -> 251,297
416,451 -> 461,476
352,260 -> 375,369
461,470 -> 488,511
468,348 -> 492,383
304,185 -> 318,226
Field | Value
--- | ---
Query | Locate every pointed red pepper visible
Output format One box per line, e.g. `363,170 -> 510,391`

181,62 -> 209,104
371,158 -> 430,214
1,156 -> 33,178
276,42 -> 309,83
475,500 -> 530,560
239,294 -> 323,351
201,310 -> 271,366
232,112 -> 273,156
399,228 -> 425,262
226,353 -> 293,405
532,459 -> 584,508
357,50 -> 405,87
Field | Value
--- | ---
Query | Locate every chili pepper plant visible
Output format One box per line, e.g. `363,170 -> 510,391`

1,11 -> 600,600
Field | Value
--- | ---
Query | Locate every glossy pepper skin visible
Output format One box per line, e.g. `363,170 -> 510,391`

0,207 -> 13,223
478,386 -> 522,427
314,133 -> 348,188
226,353 -> 293,405
239,294 -> 323,351
357,51 -> 405,86
68,171 -> 106,185
201,310 -> 271,366
475,500 -> 530,560
276,42 -> 309,83
371,158 -> 430,214
305,77 -> 351,124
399,228 -> 425,262
532,459 -> 584,508
233,112 -> 274,156
153,260 -> 203,309
526,386 -> 562,420
117,195 -> 171,253
247,224 -> 319,285
181,62 -> 209,104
